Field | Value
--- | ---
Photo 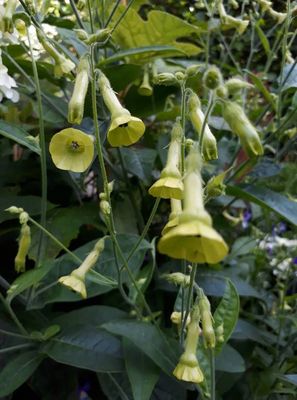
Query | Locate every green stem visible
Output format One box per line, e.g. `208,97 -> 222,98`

28,217 -> 82,264
27,31 -> 47,267
117,148 -> 145,232
210,348 -> 216,400
0,328 -> 31,340
105,0 -> 121,27
0,343 -> 34,354
87,0 -> 94,33
111,0 -> 136,34
181,264 -> 197,343
69,0 -> 85,29
119,197 -> 160,273
107,373 -> 130,400
0,292 -> 28,335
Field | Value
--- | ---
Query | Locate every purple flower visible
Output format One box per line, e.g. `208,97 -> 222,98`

293,257 -> 297,265
242,209 -> 252,229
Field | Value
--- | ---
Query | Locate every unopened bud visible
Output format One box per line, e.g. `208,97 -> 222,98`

100,200 -> 111,215
84,28 -> 111,45
225,78 -> 253,94
186,64 -> 203,77
15,224 -> 31,273
6,206 -> 24,215
77,0 -> 86,10
75,29 -> 89,41
203,66 -> 223,90
19,212 -> 29,225
216,84 -> 228,99
175,71 -> 185,81
163,272 -> 191,287
153,73 -> 178,86
199,295 -> 216,349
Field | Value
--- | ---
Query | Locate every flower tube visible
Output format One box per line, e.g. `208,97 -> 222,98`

98,72 -> 145,147
149,119 -> 183,199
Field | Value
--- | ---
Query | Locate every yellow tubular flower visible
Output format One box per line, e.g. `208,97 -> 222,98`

15,223 -> 31,273
217,0 -> 249,34
199,295 -> 216,349
223,101 -> 264,158
68,55 -> 90,125
49,128 -> 94,173
173,306 -> 204,383
138,68 -> 153,97
188,93 -> 218,161
161,199 -> 182,235
98,72 -> 145,147
158,144 -> 228,264
149,120 -> 183,199
59,238 -> 105,299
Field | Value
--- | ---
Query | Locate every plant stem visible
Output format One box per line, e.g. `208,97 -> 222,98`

181,264 -> 197,343
0,328 -> 31,340
210,348 -> 216,400
105,0 -> 122,27
87,0 -> 94,33
69,0 -> 85,29
28,217 -> 82,264
0,292 -> 28,335
111,0 -> 136,34
0,343 -> 34,354
27,31 -> 47,267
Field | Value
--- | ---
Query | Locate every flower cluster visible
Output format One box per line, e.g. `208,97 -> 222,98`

0,50 -> 19,103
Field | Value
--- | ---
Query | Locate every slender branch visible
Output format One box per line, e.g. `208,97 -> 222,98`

105,0 -> 122,28
0,343 -> 34,354
27,30 -> 47,267
69,0 -> 85,29
0,293 -> 28,335
110,0 -> 136,34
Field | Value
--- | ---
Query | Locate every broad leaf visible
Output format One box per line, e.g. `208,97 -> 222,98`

215,344 -> 245,373
213,280 -> 240,354
0,120 -> 40,154
279,375 -> 297,386
0,351 -> 44,397
111,9 -> 202,63
279,63 -> 297,91
103,320 -> 178,376
42,325 -> 124,372
227,184 -> 297,226
124,338 -> 160,400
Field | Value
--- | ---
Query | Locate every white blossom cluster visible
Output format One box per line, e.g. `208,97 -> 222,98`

0,50 -> 19,102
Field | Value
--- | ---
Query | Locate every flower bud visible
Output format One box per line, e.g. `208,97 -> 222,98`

163,272 -> 191,287
225,78 -> 253,94
188,93 -> 218,161
84,28 -> 112,45
153,73 -> 178,86
15,224 -> 31,273
175,71 -> 185,82
14,19 -> 27,36
216,84 -> 228,99
170,311 -> 191,326
75,29 -> 89,41
0,0 -> 18,33
100,200 -> 111,215
223,101 -> 264,158
186,64 -> 203,78
199,295 -> 216,349
77,0 -> 86,10
203,66 -> 223,90
206,169 -> 230,198
6,206 -> 24,215
215,323 -> 225,343
138,69 -> 153,97
19,211 -> 29,225
68,55 -> 90,125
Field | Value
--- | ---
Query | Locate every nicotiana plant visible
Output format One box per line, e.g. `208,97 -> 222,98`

0,1 -> 297,399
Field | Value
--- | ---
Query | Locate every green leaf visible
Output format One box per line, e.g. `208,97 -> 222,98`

0,120 -> 40,154
111,9 -> 202,64
124,339 -> 160,400
0,195 -> 56,224
254,22 -> 271,57
7,263 -> 52,304
0,351 -> 44,397
97,372 -> 133,400
226,184 -> 297,226
100,46 -> 187,66
28,234 -> 151,308
229,236 -> 257,258
103,320 -> 178,376
245,71 -> 277,111
232,319 -> 277,345
279,63 -> 297,91
52,305 -> 128,329
215,344 -> 245,373
213,280 -> 240,354
42,325 -> 124,372
29,204 -> 100,260
115,148 -> 157,184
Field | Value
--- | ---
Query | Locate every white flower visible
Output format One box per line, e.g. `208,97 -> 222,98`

0,52 -> 19,103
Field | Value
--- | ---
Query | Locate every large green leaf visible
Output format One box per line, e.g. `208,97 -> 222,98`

213,280 -> 240,354
226,184 -> 297,226
29,204 -> 101,260
0,120 -> 40,154
124,339 -> 160,400
215,344 -> 245,373
0,351 -> 44,397
111,9 -> 202,63
42,325 -> 124,372
28,234 -> 151,308
103,320 -> 178,376
280,375 -> 297,386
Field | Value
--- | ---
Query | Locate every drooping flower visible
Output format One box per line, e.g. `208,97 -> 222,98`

161,199 -> 182,235
158,143 -> 228,264
223,101 -> 264,158
59,238 -> 105,299
68,54 -> 90,125
149,119 -> 183,199
15,223 -> 31,273
188,93 -> 218,161
98,72 -> 145,147
49,128 -> 94,173
173,306 -> 204,383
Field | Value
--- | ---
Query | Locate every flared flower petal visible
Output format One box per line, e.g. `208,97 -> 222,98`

149,176 -> 183,199
59,273 -> 87,299
49,128 -> 94,173
108,112 -> 145,147
173,353 -> 204,383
